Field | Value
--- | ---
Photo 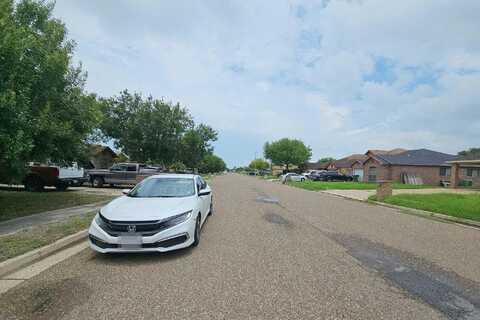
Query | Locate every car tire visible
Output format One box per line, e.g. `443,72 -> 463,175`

92,176 -> 104,188
192,214 -> 201,247
24,176 -> 44,192
55,181 -> 69,191
301,178 -> 305,182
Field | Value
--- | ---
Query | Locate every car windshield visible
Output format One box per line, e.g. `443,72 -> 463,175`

128,178 -> 195,198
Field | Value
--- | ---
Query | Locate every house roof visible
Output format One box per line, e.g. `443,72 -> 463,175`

88,144 -> 117,157
332,154 -> 367,168
306,161 -> 331,170
371,149 -> 458,166
366,148 -> 407,156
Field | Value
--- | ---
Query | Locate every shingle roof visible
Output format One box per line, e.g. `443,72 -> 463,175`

372,149 -> 458,166
333,154 -> 367,168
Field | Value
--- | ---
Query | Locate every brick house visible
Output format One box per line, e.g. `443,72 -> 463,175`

328,154 -> 367,180
362,149 -> 461,185
448,159 -> 480,188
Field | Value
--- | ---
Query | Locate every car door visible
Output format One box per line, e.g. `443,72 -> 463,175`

107,164 -> 126,184
124,164 -> 137,184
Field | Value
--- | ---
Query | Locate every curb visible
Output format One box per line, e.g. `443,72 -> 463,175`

369,201 -> 480,229
0,229 -> 88,278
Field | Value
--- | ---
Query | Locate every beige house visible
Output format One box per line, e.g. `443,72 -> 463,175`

88,145 -> 117,169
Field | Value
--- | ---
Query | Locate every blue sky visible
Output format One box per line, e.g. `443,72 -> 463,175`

53,0 -> 480,167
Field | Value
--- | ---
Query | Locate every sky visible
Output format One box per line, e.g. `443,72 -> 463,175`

53,0 -> 480,167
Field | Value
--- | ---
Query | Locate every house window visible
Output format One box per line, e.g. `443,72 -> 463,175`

368,167 -> 377,182
439,167 -> 451,177
466,168 -> 474,177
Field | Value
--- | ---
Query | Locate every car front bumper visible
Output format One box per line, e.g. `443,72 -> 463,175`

88,215 -> 196,253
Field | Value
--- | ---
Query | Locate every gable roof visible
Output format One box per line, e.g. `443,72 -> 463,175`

305,161 -> 331,170
88,144 -> 117,157
371,149 -> 458,166
332,154 -> 367,168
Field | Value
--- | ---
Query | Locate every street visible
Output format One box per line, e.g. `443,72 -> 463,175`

1,174 -> 479,319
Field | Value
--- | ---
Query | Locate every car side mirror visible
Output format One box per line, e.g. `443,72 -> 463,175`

122,189 -> 131,195
198,190 -> 211,196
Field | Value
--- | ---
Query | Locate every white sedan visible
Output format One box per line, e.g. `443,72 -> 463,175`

88,174 -> 212,253
280,173 -> 306,183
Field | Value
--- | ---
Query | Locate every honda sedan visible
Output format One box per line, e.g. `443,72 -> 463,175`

88,174 -> 212,253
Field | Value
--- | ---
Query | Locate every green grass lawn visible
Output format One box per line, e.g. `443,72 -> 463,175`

0,212 -> 95,262
289,180 -> 435,191
0,190 -> 114,222
370,193 -> 480,222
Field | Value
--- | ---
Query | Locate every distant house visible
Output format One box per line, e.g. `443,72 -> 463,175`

448,158 -> 480,188
328,154 -> 367,180
88,145 -> 117,169
305,161 -> 331,171
362,148 -> 462,185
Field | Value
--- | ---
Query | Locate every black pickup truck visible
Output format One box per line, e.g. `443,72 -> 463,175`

87,163 -> 162,187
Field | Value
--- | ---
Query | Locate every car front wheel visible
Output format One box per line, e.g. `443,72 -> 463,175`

92,176 -> 104,188
192,214 -> 201,247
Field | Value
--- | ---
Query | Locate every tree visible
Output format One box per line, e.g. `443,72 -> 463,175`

458,148 -> 480,160
198,154 -> 226,174
101,90 -> 194,166
264,138 -> 312,171
0,0 -> 101,182
318,157 -> 335,163
179,124 -> 218,169
249,158 -> 270,171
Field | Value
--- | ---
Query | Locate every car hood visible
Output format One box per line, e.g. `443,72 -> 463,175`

100,195 -> 197,221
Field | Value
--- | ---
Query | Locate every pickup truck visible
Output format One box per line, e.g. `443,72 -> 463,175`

2,164 -> 87,192
87,163 -> 162,188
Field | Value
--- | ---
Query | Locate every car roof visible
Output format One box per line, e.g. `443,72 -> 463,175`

149,173 -> 196,179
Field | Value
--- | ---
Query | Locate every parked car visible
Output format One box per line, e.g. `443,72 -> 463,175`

310,170 -> 354,182
87,163 -> 162,188
302,170 -> 325,179
280,173 -> 306,183
88,174 -> 212,253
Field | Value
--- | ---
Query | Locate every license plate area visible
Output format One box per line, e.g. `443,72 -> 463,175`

118,234 -> 142,247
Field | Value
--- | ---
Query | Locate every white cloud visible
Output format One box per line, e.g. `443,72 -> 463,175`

53,0 -> 480,166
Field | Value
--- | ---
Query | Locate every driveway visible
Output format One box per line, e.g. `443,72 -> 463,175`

0,174 -> 479,319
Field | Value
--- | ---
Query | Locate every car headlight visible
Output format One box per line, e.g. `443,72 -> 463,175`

161,210 -> 192,228
95,212 -> 109,230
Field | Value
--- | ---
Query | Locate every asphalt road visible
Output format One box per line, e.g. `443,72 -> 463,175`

1,174 -> 479,319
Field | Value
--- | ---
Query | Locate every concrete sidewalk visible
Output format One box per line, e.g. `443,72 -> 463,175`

0,201 -> 108,236
322,188 -> 478,201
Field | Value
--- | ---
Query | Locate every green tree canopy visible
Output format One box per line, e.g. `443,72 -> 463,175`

198,154 -> 226,174
264,138 -> 312,171
318,157 -> 335,163
179,124 -> 218,169
0,0 -> 101,182
249,158 -> 270,171
101,90 -> 217,168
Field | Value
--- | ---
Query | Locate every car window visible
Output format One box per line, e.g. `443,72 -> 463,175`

110,164 -> 124,171
127,164 -> 137,172
129,178 -> 195,198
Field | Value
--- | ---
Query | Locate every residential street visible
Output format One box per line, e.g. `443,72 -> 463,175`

1,174 -> 479,320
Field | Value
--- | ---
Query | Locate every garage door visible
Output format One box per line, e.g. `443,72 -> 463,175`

353,168 -> 364,181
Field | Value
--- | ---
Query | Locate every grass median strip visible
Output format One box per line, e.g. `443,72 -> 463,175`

0,190 -> 113,222
289,181 -> 435,191
370,193 -> 480,222
0,212 -> 95,263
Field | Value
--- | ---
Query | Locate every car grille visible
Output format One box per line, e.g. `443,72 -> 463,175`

142,234 -> 188,248
98,214 -> 170,236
